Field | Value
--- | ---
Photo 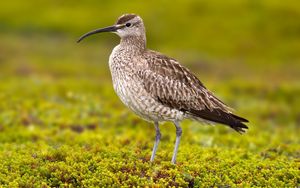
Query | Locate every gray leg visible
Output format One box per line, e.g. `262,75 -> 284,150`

171,121 -> 182,164
150,121 -> 161,162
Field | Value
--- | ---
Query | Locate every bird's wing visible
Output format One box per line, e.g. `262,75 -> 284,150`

140,50 -> 229,112
138,50 -> 248,133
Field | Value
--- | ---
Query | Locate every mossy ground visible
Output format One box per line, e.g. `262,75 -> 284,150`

0,35 -> 299,187
1,0 -> 300,187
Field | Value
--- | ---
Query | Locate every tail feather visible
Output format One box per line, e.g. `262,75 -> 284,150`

189,108 -> 249,133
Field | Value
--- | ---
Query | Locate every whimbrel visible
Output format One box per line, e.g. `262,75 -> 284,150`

77,14 -> 248,164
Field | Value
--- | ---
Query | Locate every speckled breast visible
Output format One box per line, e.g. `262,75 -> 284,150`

108,46 -> 184,122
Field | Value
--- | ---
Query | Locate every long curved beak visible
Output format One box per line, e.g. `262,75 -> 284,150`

77,25 -> 123,43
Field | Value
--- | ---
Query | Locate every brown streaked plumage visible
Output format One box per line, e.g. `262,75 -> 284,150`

141,50 -> 248,133
77,13 -> 249,164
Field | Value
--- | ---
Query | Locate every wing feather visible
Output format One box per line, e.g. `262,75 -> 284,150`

138,50 -> 248,133
141,50 -> 227,111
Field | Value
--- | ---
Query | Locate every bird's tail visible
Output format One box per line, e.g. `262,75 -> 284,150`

189,109 -> 249,133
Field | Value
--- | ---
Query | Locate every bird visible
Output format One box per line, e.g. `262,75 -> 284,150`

77,13 -> 249,164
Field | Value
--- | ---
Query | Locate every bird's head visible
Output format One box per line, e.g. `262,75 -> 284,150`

77,14 -> 145,43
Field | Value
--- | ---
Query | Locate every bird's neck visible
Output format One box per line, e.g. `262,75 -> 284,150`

120,35 -> 146,54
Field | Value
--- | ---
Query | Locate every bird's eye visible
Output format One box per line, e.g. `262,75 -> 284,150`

125,23 -> 131,27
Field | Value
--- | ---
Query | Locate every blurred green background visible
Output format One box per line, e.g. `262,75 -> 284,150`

0,0 -> 299,187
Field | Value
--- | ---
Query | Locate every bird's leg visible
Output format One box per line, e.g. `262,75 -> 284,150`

171,121 -> 182,164
150,121 -> 161,162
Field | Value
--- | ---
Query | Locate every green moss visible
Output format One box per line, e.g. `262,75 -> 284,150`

0,59 -> 299,187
